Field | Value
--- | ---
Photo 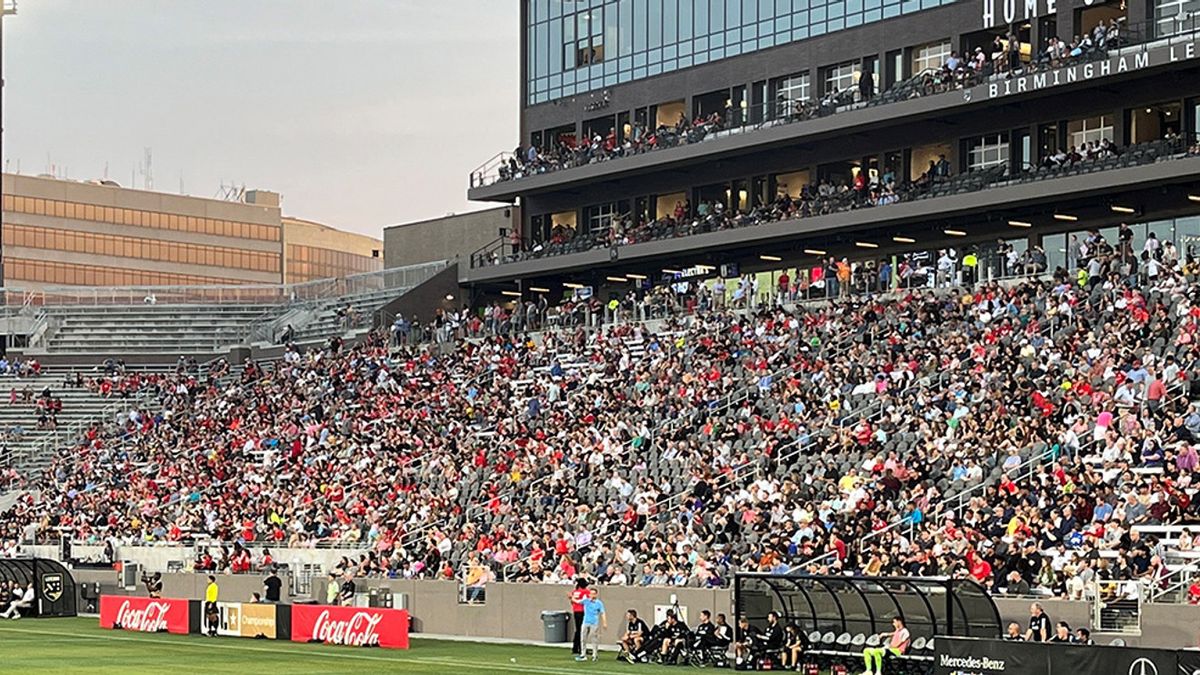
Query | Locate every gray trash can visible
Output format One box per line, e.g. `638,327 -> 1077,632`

540,610 -> 570,643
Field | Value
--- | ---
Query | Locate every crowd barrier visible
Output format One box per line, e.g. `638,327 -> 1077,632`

935,636 -> 1200,675
98,595 -> 409,649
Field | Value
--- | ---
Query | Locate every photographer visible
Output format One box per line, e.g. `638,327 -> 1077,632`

142,571 -> 162,598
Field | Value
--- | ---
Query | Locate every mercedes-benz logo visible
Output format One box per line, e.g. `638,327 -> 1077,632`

1128,657 -> 1158,675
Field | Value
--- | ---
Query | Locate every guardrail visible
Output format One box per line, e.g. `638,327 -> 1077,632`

469,16 -> 1200,189
0,260 -> 449,308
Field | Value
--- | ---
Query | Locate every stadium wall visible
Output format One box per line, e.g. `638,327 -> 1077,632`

51,553 -> 1200,647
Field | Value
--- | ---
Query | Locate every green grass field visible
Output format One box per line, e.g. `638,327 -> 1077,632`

0,616 -> 692,674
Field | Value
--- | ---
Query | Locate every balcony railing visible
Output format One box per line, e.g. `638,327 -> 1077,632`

469,15 -> 1200,190
470,133 -> 1200,270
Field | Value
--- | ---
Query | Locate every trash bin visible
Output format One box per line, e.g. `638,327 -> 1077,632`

540,610 -> 570,644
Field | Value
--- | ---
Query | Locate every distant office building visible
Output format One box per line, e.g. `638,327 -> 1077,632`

383,206 -> 519,268
282,216 -> 382,284
1,173 -> 381,288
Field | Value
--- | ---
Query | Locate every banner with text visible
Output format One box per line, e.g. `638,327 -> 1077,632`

99,595 -> 191,635
290,604 -> 410,650
936,637 -> 1183,675
214,601 -> 287,640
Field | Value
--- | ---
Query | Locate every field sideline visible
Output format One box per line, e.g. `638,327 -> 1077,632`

0,616 -> 692,674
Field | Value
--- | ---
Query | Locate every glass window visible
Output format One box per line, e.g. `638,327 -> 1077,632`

823,60 -> 858,95
967,133 -> 1010,170
1067,115 -> 1113,148
1155,0 -> 1200,37
911,39 -> 950,74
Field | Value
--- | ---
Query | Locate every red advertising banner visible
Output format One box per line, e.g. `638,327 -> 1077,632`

290,604 -> 410,649
99,595 -> 190,635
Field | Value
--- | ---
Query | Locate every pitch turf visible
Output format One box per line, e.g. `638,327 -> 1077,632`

0,616 -> 697,674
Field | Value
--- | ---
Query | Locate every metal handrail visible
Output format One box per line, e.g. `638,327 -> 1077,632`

469,16 -> 1200,189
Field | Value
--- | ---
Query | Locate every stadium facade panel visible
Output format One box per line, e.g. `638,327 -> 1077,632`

463,0 -> 1200,301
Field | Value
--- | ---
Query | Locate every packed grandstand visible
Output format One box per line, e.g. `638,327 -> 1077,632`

2,227 -> 1199,607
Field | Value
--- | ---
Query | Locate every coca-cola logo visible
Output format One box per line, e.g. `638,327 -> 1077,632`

115,600 -> 172,632
311,610 -> 383,646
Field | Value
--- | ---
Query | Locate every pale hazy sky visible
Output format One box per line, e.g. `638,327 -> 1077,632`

1,0 -> 520,238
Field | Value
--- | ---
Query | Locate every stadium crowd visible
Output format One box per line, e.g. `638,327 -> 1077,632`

1,223 -> 1199,602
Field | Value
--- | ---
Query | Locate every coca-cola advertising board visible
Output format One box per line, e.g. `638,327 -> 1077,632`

290,604 -> 409,649
100,595 -> 190,635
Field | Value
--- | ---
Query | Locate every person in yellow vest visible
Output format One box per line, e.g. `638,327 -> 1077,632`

204,575 -> 219,636
963,251 -> 978,286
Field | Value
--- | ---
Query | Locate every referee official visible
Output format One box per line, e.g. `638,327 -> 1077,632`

204,575 -> 219,636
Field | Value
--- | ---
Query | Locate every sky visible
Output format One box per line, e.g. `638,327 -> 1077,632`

0,0 -> 520,239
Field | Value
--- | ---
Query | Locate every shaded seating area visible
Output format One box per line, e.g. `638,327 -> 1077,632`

733,574 -> 1001,673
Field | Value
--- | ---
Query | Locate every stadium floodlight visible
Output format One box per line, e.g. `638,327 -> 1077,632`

1007,220 -> 1032,228
943,229 -> 967,236
605,275 -> 628,282
854,241 -> 878,248
501,290 -> 522,297
662,268 -> 682,274
528,286 -> 551,293
1053,212 -> 1078,221
1110,204 -> 1136,214
626,273 -> 647,280
892,236 -> 916,244
1189,194 -> 1200,203
563,282 -> 585,289
759,254 -> 782,262
803,248 -> 826,256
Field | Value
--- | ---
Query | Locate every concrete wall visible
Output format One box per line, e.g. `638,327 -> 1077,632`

59,561 -> 1200,648
376,263 -> 462,327
71,569 -> 295,608
384,206 -> 519,268
309,579 -> 730,642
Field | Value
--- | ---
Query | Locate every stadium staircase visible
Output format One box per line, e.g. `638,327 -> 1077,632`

15,261 -> 449,358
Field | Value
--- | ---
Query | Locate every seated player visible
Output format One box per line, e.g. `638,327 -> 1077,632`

657,611 -> 691,664
861,616 -> 910,675
734,616 -> 765,667
780,623 -> 810,669
619,609 -> 650,661
633,609 -> 676,662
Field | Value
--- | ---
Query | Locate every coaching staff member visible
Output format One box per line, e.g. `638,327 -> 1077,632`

569,577 -> 590,655
1025,602 -> 1051,642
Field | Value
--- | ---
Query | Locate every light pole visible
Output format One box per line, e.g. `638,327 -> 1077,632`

1,0 -> 16,289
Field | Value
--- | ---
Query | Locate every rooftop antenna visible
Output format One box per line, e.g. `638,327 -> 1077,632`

140,147 -> 153,190
216,180 -> 246,202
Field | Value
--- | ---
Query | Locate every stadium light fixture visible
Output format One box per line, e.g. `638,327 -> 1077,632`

854,241 -> 879,248
626,273 -> 647,280
892,236 -> 916,244
563,282 -> 585,289
943,229 -> 967,237
759,254 -> 782,262
529,286 -> 551,293
1007,220 -> 1032,228
1110,204 -> 1136,214
662,268 -> 682,275
1189,194 -> 1200,203
695,264 -> 716,272
501,290 -> 522,297
605,275 -> 628,283
803,248 -> 826,256
1053,212 -> 1078,222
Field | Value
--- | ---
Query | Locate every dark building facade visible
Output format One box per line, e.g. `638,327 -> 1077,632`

462,0 -> 1200,300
